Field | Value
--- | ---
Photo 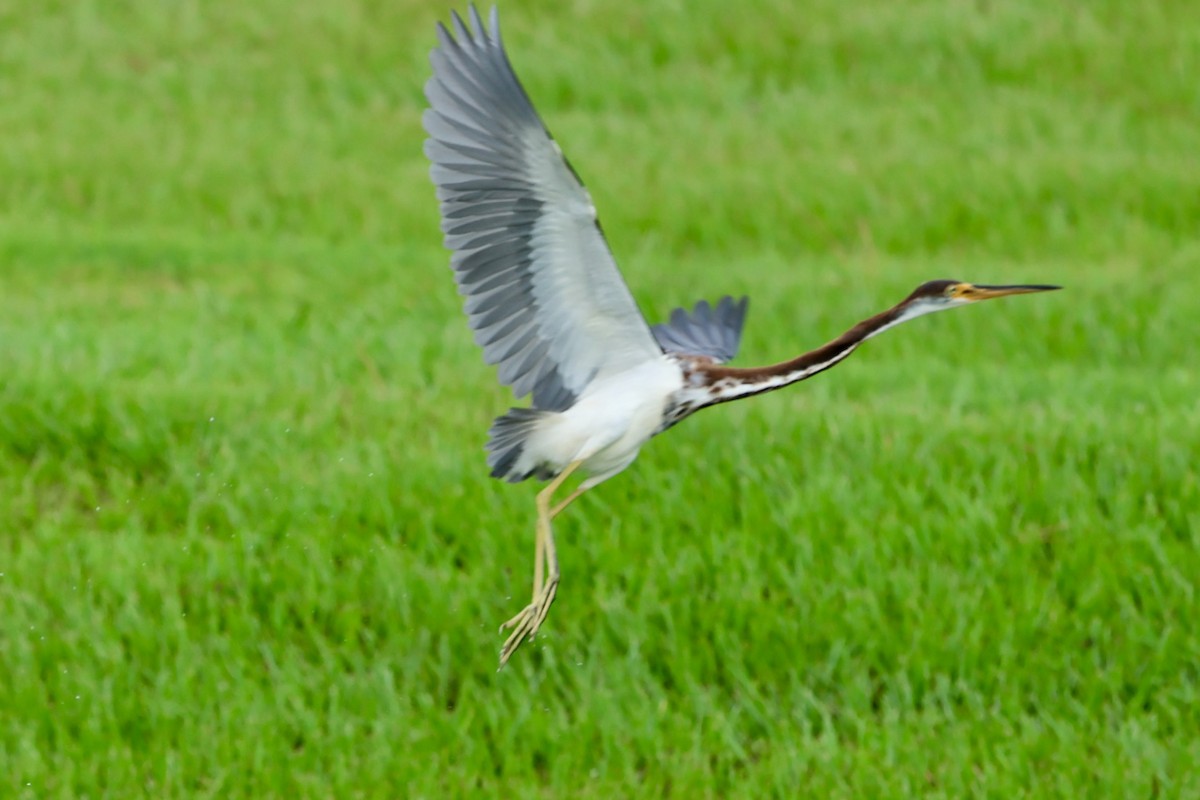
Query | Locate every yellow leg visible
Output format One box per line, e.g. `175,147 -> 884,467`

531,513 -> 545,600
499,459 -> 585,667
549,484 -> 589,519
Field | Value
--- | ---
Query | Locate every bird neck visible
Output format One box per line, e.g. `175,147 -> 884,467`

696,303 -> 911,405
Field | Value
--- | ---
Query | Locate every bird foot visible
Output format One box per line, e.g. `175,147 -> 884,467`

498,579 -> 558,667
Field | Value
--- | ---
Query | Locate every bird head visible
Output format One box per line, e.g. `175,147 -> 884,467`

897,280 -> 1061,322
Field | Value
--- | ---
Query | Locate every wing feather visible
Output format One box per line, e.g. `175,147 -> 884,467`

651,296 -> 749,363
425,6 -> 662,411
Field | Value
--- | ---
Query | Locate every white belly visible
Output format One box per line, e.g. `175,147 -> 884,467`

527,356 -> 682,482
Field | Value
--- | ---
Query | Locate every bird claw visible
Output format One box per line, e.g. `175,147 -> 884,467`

498,580 -> 558,667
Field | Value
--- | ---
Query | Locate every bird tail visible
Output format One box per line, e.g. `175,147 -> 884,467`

486,407 -> 554,482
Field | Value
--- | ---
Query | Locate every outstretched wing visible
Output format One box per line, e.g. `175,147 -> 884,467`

651,296 -> 749,364
424,6 -> 663,412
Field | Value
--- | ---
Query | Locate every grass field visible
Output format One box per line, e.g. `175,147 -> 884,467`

2,0 -> 1199,796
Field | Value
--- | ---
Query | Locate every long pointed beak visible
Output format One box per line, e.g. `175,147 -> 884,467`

970,284 -> 1062,300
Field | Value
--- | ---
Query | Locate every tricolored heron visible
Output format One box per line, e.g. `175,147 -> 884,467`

423,6 -> 1059,666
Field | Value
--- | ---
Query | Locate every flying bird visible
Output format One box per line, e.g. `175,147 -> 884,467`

422,6 -> 1059,666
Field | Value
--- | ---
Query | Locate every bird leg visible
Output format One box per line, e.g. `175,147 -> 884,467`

499,459 -> 584,667
549,484 -> 589,518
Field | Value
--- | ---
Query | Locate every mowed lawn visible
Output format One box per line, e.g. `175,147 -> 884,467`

2,0 -> 1198,796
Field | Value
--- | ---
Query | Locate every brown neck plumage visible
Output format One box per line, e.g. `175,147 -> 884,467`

694,303 -> 907,404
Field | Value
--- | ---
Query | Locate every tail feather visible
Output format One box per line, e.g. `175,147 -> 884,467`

486,407 -> 554,482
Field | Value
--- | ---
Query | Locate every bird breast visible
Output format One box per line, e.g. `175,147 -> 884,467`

535,356 -> 683,477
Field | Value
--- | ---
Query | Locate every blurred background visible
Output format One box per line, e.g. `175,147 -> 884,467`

1,1 -> 1197,796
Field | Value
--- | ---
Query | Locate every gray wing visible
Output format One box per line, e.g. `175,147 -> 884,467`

651,296 -> 749,364
423,6 -> 663,412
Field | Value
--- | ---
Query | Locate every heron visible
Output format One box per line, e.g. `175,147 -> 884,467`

423,6 -> 1059,667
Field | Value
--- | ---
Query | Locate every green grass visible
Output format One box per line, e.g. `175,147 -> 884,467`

2,0 -> 1199,796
